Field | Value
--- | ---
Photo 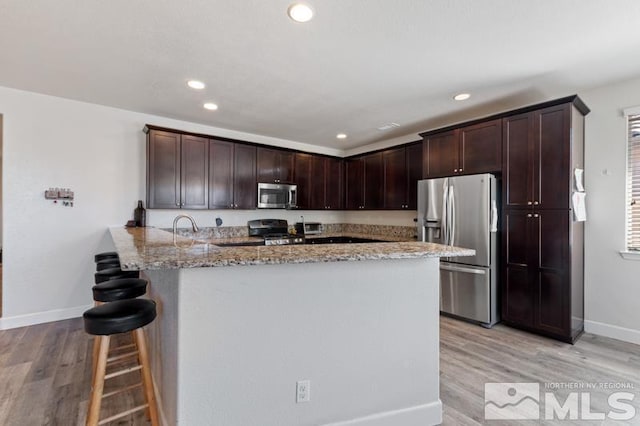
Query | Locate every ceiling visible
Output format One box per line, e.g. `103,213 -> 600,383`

2,1 -> 640,151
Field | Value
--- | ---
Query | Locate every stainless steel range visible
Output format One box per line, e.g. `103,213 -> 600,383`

248,219 -> 305,246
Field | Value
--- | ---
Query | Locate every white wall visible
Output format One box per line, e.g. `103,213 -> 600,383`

0,86 -> 351,326
580,77 -> 640,343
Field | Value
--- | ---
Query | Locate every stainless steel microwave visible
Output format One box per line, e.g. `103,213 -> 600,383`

257,183 -> 297,209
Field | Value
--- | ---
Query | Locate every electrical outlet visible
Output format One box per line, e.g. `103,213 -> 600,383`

296,380 -> 310,403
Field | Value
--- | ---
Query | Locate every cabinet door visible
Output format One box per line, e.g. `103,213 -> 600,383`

424,130 -> 458,178
459,119 -> 502,174
502,209 -> 534,326
294,153 -> 312,209
180,135 -> 209,209
503,113 -> 533,209
233,144 -> 257,209
534,104 -> 571,209
364,152 -> 384,209
148,130 -> 180,209
257,147 -> 294,183
309,156 -> 327,209
256,147 -> 279,183
382,147 -> 407,209
325,157 -> 344,210
209,140 -> 234,209
405,142 -> 423,210
534,210 -> 569,335
278,151 -> 295,183
345,158 -> 364,210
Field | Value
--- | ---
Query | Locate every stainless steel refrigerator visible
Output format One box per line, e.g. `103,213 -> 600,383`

417,173 -> 500,327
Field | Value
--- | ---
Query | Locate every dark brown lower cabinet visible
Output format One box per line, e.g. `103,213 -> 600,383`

502,209 -> 583,343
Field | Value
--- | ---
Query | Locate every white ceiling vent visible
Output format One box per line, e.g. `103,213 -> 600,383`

377,123 -> 400,131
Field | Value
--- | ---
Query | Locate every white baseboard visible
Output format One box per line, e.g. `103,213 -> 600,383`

323,401 -> 442,426
584,320 -> 640,345
0,304 -> 92,330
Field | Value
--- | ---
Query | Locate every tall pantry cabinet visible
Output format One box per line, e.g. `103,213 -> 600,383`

501,97 -> 589,343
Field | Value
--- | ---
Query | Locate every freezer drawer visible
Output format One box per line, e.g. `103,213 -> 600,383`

440,262 -> 491,324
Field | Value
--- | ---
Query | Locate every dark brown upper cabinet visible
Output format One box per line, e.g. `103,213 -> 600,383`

293,153 -> 313,209
381,142 -> 423,210
295,154 -> 344,210
382,147 -> 407,210
423,119 -> 502,178
147,129 -> 209,209
345,158 -> 365,210
257,147 -> 294,184
503,104 -> 571,210
324,157 -> 345,210
405,142 -> 423,209
209,139 -> 256,209
345,153 -> 383,210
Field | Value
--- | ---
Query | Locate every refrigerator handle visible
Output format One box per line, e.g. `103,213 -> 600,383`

448,182 -> 456,246
441,182 -> 448,245
490,200 -> 498,232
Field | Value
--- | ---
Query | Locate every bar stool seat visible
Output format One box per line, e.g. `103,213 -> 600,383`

92,278 -> 147,303
94,252 -> 119,263
95,258 -> 121,271
95,267 -> 139,284
84,299 -> 156,335
83,299 -> 159,426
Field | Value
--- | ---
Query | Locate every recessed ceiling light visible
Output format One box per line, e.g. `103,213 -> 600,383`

336,133 -> 347,139
453,93 -> 471,101
203,103 -> 218,111
288,3 -> 314,23
187,80 -> 206,90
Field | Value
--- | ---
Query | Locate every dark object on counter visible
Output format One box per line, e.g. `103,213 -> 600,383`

125,220 -> 137,228
134,200 -> 146,227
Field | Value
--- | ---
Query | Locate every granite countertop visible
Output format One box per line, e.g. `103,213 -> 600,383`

110,227 -> 475,270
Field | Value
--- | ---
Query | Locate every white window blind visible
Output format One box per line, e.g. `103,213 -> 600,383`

627,114 -> 640,251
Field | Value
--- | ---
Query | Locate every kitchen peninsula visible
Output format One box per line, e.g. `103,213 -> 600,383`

110,226 -> 473,426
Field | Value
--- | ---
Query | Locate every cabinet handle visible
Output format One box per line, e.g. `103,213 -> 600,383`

534,213 -> 539,218
454,169 -> 458,173
459,168 -> 463,172
527,214 -> 532,218
527,201 -> 533,205
533,201 -> 539,205
176,202 -> 180,206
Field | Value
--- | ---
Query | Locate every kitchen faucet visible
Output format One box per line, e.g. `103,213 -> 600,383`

173,214 -> 200,245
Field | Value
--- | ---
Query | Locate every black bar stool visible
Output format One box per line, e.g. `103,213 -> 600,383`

94,252 -> 119,263
83,299 -> 159,426
95,267 -> 139,284
92,278 -> 147,304
90,278 -> 148,386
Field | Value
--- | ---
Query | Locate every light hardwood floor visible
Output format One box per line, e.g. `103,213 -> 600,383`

0,316 -> 639,425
